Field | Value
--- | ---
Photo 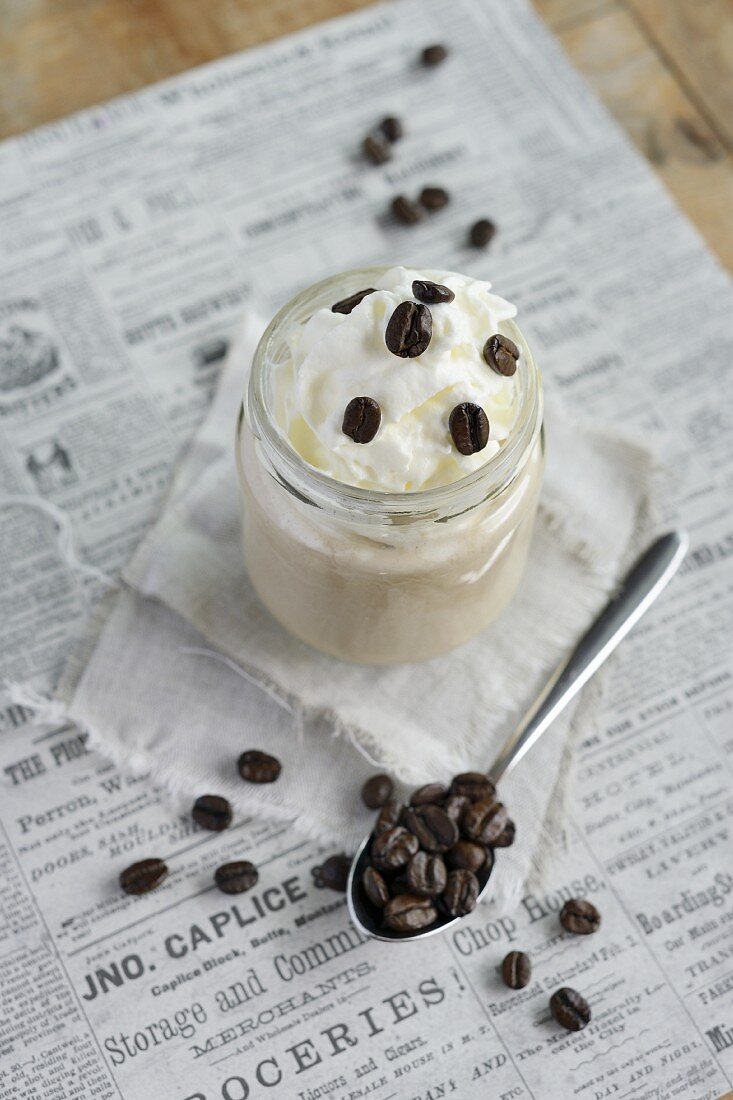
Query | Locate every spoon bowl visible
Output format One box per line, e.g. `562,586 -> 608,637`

346,530 -> 688,943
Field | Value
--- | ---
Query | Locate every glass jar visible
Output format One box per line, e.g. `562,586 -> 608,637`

236,267 -> 544,665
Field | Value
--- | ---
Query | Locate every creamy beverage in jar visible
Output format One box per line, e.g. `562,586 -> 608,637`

237,266 -> 543,664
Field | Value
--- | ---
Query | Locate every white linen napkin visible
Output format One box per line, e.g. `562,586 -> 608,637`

48,313 -> 656,909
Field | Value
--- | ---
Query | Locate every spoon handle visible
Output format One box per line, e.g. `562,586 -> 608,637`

486,530 -> 689,785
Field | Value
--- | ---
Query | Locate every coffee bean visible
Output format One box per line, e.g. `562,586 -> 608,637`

443,794 -> 469,822
379,116 -> 403,142
407,851 -> 447,897
215,860 -> 258,895
502,950 -> 531,989
342,397 -> 381,444
550,987 -> 591,1031
412,280 -> 455,305
560,898 -> 601,935
371,826 -> 419,870
446,840 -> 489,873
419,186 -> 450,211
461,798 -> 508,844
449,402 -> 490,455
332,287 -> 376,315
493,819 -> 516,848
383,893 -> 438,932
442,869 -> 479,917
421,43 -> 448,67
312,854 -> 351,892
391,195 -> 423,226
362,865 -> 390,908
403,804 -> 458,853
192,794 -> 232,832
410,782 -> 448,806
238,750 -> 281,783
120,858 -> 168,896
363,134 -> 391,165
483,333 -> 520,376
450,772 -> 496,802
469,218 -> 496,248
375,799 -> 403,834
361,773 -> 394,809
385,301 -> 432,357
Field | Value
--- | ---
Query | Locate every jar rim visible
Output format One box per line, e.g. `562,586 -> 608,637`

242,265 -> 543,523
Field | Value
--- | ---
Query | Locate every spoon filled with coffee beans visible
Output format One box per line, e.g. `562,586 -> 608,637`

347,530 -> 688,941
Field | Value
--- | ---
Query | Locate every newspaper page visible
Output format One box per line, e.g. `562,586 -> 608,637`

1,1 -> 732,1097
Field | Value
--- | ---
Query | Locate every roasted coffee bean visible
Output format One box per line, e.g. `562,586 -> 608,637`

342,396 -> 381,444
332,287 -> 376,315
312,854 -> 351,892
391,195 -> 424,226
362,865 -> 390,908
403,804 -> 458,853
385,301 -> 432,357
469,218 -> 496,248
407,851 -> 447,897
412,279 -> 455,305
449,402 -> 490,455
419,186 -> 450,211
383,893 -> 438,932
372,826 -> 419,870
483,333 -> 520,376
120,858 -> 168,896
450,772 -> 496,802
443,794 -> 469,822
560,898 -> 602,935
379,116 -> 403,142
442,869 -> 479,917
550,987 -> 591,1031
410,782 -> 448,806
238,749 -> 281,783
215,860 -> 258,895
375,799 -> 403,834
501,950 -> 531,989
461,797 -> 508,844
421,43 -> 448,67
363,134 -> 391,165
388,873 -> 410,896
361,773 -> 394,809
447,840 -> 489,873
492,819 -> 516,848
192,794 -> 232,832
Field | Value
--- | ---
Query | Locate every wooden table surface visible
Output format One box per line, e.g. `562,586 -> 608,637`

1,0 -> 731,271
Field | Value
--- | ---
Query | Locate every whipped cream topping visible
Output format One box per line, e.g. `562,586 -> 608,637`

270,266 -> 522,492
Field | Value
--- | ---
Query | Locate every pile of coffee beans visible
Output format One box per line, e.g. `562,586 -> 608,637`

119,748 -> 284,899
357,771 -> 513,933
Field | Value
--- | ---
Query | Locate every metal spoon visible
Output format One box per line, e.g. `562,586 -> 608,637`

346,529 -> 689,943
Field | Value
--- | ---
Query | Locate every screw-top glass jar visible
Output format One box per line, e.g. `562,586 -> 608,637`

237,267 -> 544,665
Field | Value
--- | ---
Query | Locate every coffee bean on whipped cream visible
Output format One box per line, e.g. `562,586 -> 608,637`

391,195 -> 423,225
412,279 -> 455,305
419,186 -> 450,211
483,333 -> 520,376
342,397 -> 381,444
332,287 -> 376,314
449,402 -> 490,455
469,218 -> 496,248
361,773 -> 394,809
379,116 -> 403,142
385,301 -> 432,357
362,134 -> 391,165
421,43 -> 448,67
